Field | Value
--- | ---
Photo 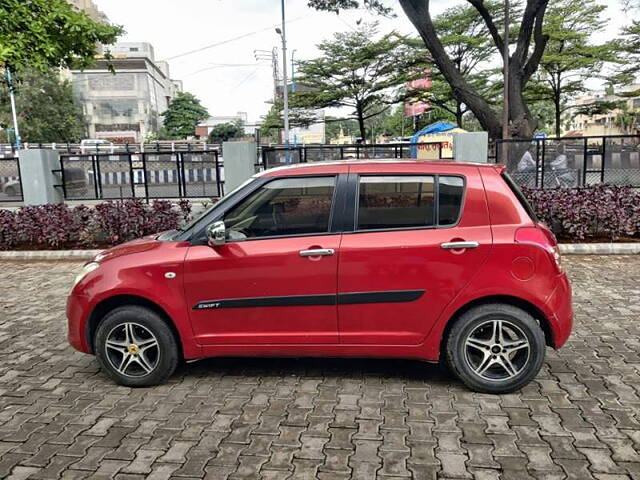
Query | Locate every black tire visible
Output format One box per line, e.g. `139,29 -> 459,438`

94,306 -> 179,387
4,186 -> 16,197
445,303 -> 546,394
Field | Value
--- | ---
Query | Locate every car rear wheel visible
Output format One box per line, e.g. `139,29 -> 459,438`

94,306 -> 178,387
446,304 -> 546,394
4,186 -> 16,197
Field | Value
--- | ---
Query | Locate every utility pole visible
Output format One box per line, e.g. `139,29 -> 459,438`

276,0 -> 290,156
501,0 -> 510,163
5,67 -> 21,150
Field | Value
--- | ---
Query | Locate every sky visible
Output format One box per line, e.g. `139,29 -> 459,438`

92,0 -> 630,125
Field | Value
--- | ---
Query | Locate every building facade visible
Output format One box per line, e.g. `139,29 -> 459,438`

566,85 -> 640,137
71,42 -> 182,142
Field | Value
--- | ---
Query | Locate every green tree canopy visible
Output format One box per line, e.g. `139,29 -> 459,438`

526,0 -> 618,136
208,121 -> 244,144
259,99 -> 317,142
0,68 -> 86,142
161,92 -> 209,139
614,21 -> 640,88
293,23 -> 425,142
0,0 -> 122,72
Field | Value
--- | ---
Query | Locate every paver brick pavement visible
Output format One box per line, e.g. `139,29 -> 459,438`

0,256 -> 638,479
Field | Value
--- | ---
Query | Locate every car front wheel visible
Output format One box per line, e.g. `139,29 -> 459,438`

94,306 -> 179,387
446,304 -> 546,394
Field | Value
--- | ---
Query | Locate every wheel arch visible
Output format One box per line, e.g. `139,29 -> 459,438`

438,294 -> 553,362
86,294 -> 183,359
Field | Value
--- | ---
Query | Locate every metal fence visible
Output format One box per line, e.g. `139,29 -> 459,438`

0,157 -> 23,202
495,135 -> 640,188
261,142 -> 452,169
0,142 -> 221,158
58,151 -> 224,201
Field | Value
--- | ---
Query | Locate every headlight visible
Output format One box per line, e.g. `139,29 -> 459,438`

74,262 -> 100,287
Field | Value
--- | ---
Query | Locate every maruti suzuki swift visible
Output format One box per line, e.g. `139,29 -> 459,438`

67,161 -> 573,393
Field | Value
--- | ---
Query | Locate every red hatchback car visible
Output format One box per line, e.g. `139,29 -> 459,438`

67,161 -> 573,393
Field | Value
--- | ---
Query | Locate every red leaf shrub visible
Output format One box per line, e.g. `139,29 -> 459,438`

522,185 -> 640,241
0,200 -> 191,250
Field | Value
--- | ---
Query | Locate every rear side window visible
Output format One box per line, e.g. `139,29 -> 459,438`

356,175 -> 465,231
501,172 -> 539,222
358,176 -> 435,230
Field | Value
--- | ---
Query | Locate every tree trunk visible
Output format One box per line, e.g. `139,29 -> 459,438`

356,105 -> 367,144
456,101 -> 464,128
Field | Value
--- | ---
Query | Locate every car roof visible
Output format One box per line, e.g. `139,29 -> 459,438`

260,159 -> 504,177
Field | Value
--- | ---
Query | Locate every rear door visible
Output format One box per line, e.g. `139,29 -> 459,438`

337,166 -> 492,345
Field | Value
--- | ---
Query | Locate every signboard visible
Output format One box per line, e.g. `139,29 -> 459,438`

404,72 -> 432,118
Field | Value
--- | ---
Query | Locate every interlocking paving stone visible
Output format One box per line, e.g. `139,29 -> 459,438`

0,256 -> 638,478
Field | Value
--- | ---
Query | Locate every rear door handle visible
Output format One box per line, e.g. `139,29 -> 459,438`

440,241 -> 480,250
299,248 -> 335,257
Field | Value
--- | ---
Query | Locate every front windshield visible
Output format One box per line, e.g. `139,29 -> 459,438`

176,177 -> 256,233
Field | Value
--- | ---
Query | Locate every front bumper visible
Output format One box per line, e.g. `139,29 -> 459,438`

66,293 -> 92,354
544,273 -> 573,349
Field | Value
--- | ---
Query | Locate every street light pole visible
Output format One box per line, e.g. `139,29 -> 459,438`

277,0 -> 290,155
291,49 -> 297,93
5,67 -> 22,150
501,0 -> 510,162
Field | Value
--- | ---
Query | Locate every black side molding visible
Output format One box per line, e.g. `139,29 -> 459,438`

193,290 -> 426,310
337,290 -> 425,305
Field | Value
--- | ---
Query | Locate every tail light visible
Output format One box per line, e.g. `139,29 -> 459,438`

515,225 -> 562,272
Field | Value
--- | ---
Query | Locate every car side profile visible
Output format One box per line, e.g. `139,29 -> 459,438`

67,160 -> 573,393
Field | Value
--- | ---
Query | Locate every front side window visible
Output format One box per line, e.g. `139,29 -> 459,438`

358,176 -> 435,230
224,177 -> 335,240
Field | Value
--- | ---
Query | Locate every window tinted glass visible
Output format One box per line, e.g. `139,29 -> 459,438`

357,176 -> 435,230
224,177 -> 335,239
438,176 -> 464,226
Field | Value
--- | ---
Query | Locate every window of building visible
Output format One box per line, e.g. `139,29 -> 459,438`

224,177 -> 336,240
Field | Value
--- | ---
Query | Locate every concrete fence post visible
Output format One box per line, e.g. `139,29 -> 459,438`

18,149 -> 64,205
452,132 -> 489,163
223,141 -> 257,192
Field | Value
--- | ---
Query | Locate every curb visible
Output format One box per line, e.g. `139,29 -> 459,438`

0,250 -> 102,261
0,244 -> 638,261
558,243 -> 640,255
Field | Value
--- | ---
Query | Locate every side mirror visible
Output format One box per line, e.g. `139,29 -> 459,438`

207,221 -> 226,247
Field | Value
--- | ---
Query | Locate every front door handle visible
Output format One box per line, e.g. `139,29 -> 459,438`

299,248 -> 335,257
441,241 -> 480,250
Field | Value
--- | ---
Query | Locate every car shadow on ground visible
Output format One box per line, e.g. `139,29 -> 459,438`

168,356 -> 459,387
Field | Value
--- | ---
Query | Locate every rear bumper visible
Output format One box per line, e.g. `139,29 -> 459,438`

66,293 -> 92,354
544,273 -> 573,349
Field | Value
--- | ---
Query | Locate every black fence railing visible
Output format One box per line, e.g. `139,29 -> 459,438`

261,142 -> 453,169
58,151 -> 224,201
0,157 -> 23,202
495,135 -> 640,188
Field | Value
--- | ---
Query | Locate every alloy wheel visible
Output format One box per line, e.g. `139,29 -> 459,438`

464,319 -> 530,382
104,322 -> 160,377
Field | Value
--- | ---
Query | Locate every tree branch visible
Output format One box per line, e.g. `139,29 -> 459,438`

467,0 -> 504,53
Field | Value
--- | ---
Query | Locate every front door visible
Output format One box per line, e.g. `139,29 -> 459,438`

184,176 -> 341,345
337,172 -> 492,345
